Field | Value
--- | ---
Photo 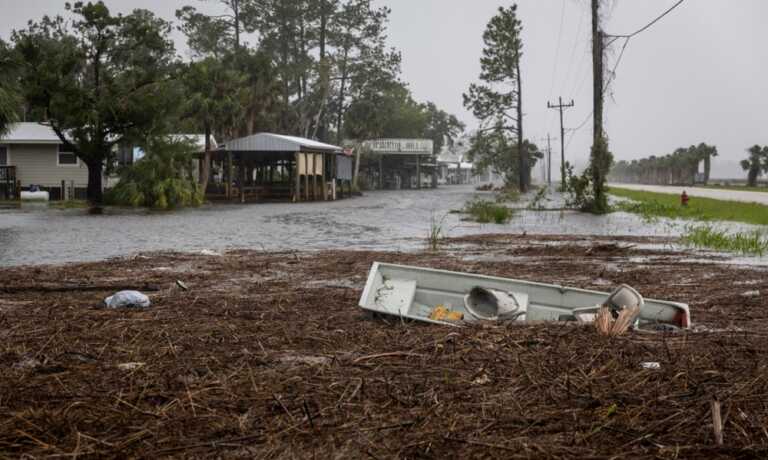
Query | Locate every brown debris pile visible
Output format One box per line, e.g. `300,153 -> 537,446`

1,235 -> 768,458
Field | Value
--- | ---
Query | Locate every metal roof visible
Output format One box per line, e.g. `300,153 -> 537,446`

223,133 -> 343,153
0,123 -> 62,144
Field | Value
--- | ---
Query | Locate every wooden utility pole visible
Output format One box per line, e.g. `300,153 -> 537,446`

546,133 -> 552,185
547,97 -> 574,188
592,0 -> 604,144
590,0 -> 610,212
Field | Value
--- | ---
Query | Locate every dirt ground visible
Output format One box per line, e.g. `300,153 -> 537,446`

1,234 -> 768,458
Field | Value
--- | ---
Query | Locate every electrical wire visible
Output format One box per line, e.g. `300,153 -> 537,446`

605,0 -> 686,39
561,0 -> 686,151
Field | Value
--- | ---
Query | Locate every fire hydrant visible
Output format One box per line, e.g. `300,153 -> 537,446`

681,190 -> 689,207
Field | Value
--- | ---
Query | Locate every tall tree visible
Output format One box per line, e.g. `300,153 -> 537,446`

463,5 -> 528,192
176,0 -> 259,56
0,40 -> 21,136
741,145 -> 768,187
329,0 -> 395,144
13,2 -> 180,203
183,58 -> 247,193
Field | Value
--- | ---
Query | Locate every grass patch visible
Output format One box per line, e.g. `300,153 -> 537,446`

609,187 -> 768,225
50,200 -> 90,209
464,198 -> 513,224
682,225 -> 768,256
426,213 -> 448,251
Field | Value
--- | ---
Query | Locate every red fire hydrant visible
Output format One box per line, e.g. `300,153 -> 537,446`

681,190 -> 689,207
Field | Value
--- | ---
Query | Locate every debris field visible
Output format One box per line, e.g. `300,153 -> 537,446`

1,234 -> 767,458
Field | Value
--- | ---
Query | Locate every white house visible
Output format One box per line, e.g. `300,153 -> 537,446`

0,123 -> 88,200
1,123 -> 214,200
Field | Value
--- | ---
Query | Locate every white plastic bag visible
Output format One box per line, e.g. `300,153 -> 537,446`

104,290 -> 151,309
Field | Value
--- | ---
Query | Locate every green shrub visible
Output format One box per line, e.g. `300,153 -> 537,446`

464,198 -> 513,224
106,137 -> 203,209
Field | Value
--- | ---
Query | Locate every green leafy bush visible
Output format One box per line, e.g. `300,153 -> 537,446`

106,137 -> 203,209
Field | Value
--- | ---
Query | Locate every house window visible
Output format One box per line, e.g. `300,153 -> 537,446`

0,146 -> 7,165
57,144 -> 78,166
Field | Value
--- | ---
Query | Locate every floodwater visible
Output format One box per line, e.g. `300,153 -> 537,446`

0,185 -> 762,266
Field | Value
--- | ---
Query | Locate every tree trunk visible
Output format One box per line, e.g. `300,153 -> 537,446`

352,142 -> 362,189
317,2 -> 329,142
335,47 -> 350,145
515,58 -> 526,193
704,155 -> 711,184
748,168 -> 758,188
86,160 -> 104,204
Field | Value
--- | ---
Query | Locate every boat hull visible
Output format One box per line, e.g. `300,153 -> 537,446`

359,262 -> 690,329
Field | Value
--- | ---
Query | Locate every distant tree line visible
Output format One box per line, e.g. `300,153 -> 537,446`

0,0 -> 464,204
609,143 -> 718,186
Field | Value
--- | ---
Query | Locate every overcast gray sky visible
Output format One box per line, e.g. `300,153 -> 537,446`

2,0 -> 766,178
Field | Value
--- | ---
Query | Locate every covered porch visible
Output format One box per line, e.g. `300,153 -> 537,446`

357,139 -> 436,190
201,133 -> 353,203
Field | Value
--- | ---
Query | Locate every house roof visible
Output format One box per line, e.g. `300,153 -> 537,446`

0,123 -> 62,144
223,133 -> 343,154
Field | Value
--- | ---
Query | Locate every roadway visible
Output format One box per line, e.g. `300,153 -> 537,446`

608,183 -> 768,205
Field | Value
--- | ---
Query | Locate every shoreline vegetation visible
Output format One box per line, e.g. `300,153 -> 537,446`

609,187 -> 768,226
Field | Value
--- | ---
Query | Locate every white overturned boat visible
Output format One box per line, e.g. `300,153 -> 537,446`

359,262 -> 690,329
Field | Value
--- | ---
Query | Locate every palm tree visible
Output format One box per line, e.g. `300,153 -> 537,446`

740,145 -> 767,187
183,58 -> 247,193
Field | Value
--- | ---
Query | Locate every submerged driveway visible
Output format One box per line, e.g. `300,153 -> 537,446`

609,183 -> 768,205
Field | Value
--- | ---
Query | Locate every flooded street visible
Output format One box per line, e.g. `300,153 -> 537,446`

0,185 -> 759,267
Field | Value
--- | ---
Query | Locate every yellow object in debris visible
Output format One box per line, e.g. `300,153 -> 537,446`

429,305 -> 464,321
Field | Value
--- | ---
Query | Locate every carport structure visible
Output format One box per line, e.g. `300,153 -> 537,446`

358,139 -> 436,189
204,133 -> 353,203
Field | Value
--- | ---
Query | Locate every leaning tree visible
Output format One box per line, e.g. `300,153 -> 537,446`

463,5 -> 529,192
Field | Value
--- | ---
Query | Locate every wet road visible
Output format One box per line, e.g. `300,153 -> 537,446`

0,185 -> 751,267
609,183 -> 768,205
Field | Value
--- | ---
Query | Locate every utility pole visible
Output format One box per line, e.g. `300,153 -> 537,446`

547,97 -> 574,189
546,133 -> 552,185
592,0 -> 604,146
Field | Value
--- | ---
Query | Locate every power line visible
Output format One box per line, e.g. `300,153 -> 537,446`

605,0 -> 686,39
547,0 -> 567,101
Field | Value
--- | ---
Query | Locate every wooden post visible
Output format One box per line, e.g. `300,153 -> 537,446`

61,180 -> 66,201
16,180 -> 21,202
322,154 -> 328,201
416,155 -> 421,189
226,151 -> 233,200
379,155 -> 384,189
239,154 -> 246,203
304,154 -> 310,201
294,153 -> 300,202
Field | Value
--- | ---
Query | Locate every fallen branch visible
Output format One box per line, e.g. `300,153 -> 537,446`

0,284 -> 161,294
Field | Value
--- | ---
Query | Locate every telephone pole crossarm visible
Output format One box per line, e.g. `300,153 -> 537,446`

547,97 -> 575,189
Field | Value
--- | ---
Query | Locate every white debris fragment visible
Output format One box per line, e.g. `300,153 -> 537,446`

104,291 -> 151,309
640,362 -> 661,370
117,362 -> 146,371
